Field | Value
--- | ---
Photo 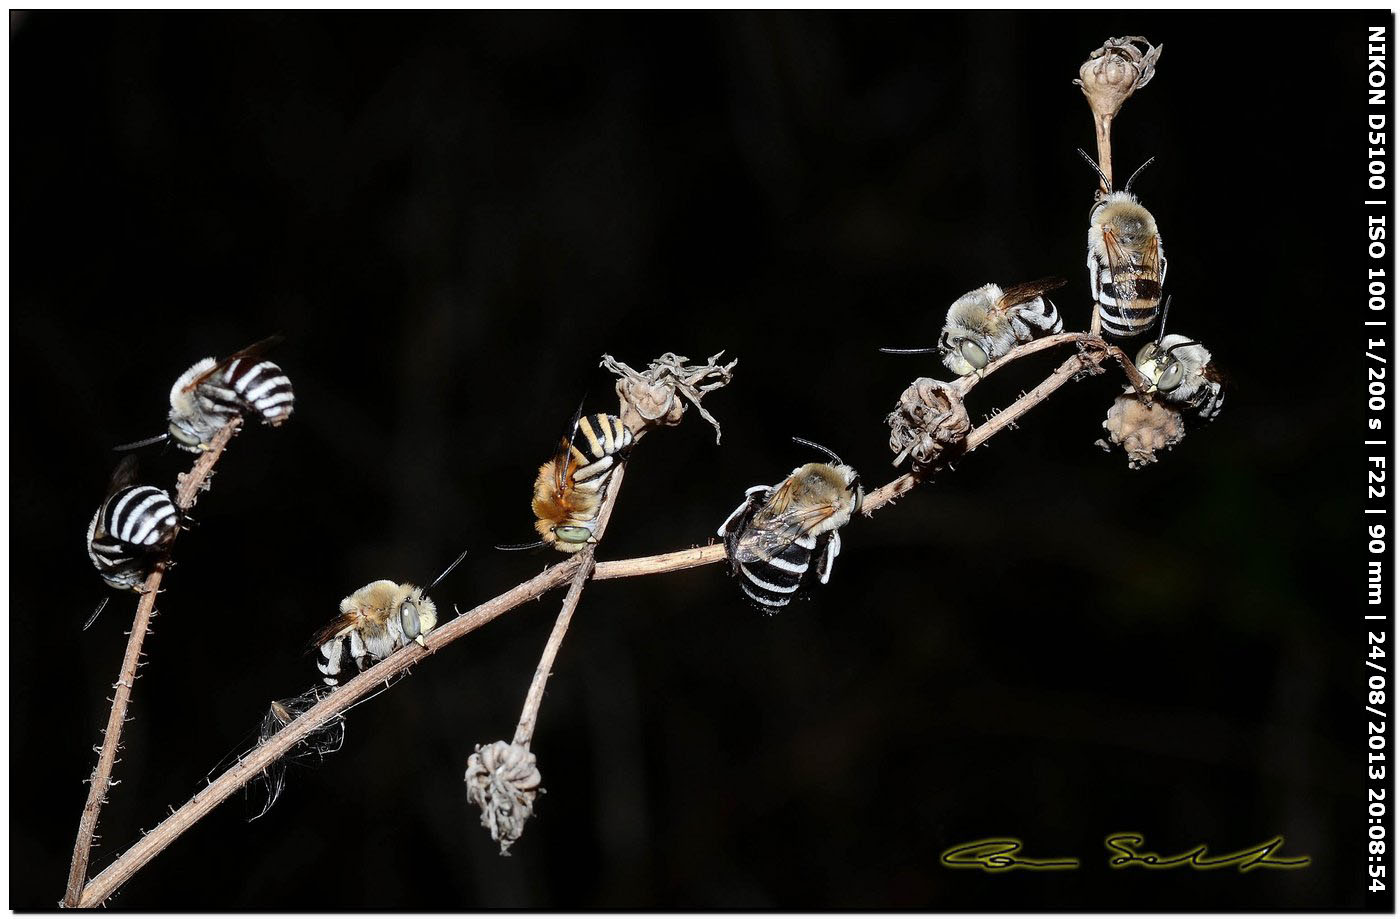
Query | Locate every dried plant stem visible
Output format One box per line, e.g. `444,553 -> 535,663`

75,555 -> 585,908
1093,114 -> 1113,197
513,462 -> 628,748
73,329 -> 1143,905
64,417 -> 243,908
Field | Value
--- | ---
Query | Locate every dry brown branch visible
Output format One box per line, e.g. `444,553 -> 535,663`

513,463 -> 626,748
71,325 -> 1157,904
71,34 -> 1176,901
64,416 -> 243,908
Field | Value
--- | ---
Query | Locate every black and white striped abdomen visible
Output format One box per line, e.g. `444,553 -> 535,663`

1188,382 -> 1225,423
735,533 -> 821,611
221,358 -> 295,426
1089,253 -> 1164,339
1008,295 -> 1063,342
87,485 -> 178,590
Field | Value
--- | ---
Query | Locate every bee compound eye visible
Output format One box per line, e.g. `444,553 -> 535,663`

399,602 -> 421,640
1159,361 -> 1185,392
960,340 -> 989,370
555,525 -> 593,544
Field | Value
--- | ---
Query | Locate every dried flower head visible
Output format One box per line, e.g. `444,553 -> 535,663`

1097,391 -> 1186,470
886,378 -> 971,470
1075,35 -> 1162,120
601,351 -> 737,443
465,740 -> 543,855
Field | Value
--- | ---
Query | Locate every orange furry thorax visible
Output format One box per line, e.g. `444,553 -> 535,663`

531,453 -> 600,541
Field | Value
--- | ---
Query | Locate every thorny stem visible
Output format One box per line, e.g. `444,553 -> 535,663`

64,417 -> 243,908
1088,109 -> 1113,337
71,328 -> 1149,905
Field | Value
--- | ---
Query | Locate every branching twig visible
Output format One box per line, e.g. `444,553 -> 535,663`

71,324 -> 1157,904
64,417 -> 243,908
512,462 -> 627,748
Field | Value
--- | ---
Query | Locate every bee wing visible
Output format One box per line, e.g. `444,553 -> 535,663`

180,335 -> 284,393
997,277 -> 1067,311
105,454 -> 143,495
308,614 -> 357,652
731,503 -> 840,564
1098,228 -> 1152,328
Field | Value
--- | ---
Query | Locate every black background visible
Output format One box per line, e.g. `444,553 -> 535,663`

10,11 -> 1389,910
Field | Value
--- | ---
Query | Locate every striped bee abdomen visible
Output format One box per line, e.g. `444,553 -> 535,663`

87,485 -> 179,591
735,533 -> 825,611
1092,263 -> 1163,338
223,358 -> 295,426
1008,295 -> 1064,341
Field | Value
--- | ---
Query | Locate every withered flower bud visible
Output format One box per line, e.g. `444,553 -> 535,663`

465,740 -> 543,855
886,377 -> 971,470
1075,35 -> 1162,120
601,351 -> 737,443
1097,392 -> 1185,470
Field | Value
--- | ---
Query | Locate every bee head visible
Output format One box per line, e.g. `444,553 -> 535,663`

167,417 -> 206,452
549,524 -> 595,551
1135,334 -> 1204,395
941,331 -> 991,377
396,588 -> 437,647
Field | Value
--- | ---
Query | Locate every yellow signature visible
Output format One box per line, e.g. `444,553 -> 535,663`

940,834 -> 1310,873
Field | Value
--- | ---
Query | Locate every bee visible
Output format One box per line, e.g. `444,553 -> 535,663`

1134,333 -> 1225,423
718,439 -> 862,612
166,337 -> 294,451
86,457 -> 179,591
313,549 -> 468,687
879,278 -> 1066,376
1081,149 -> 1167,339
530,412 -> 634,553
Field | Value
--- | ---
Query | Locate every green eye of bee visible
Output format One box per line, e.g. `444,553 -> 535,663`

959,340 -> 988,370
399,601 -> 420,640
1158,361 -> 1185,392
554,525 -> 593,544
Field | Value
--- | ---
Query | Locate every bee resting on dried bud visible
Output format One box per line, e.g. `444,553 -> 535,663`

465,740 -> 543,855
887,377 -> 971,470
1097,392 -> 1186,470
1075,35 -> 1162,121
600,351 -> 737,443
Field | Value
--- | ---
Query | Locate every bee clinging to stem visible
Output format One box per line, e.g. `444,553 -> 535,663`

882,278 -> 1067,376
116,336 -> 295,453
719,438 -> 863,613
1081,148 -> 1167,339
314,548 -> 468,687
85,456 -> 180,594
1132,298 -> 1225,423
527,411 -> 634,553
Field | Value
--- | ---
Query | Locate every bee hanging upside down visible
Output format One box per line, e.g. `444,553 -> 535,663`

1134,333 -> 1225,424
1081,149 -> 1167,339
313,549 -> 468,686
531,412 -> 634,553
719,439 -> 862,613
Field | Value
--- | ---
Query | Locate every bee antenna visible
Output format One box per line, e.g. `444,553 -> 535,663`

878,346 -> 940,355
83,596 -> 111,632
1156,295 -> 1173,345
1123,156 -> 1156,194
425,548 -> 470,594
1165,338 -> 1202,357
113,432 -> 170,452
791,436 -> 843,466
1077,147 -> 1113,192
494,540 -> 547,552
